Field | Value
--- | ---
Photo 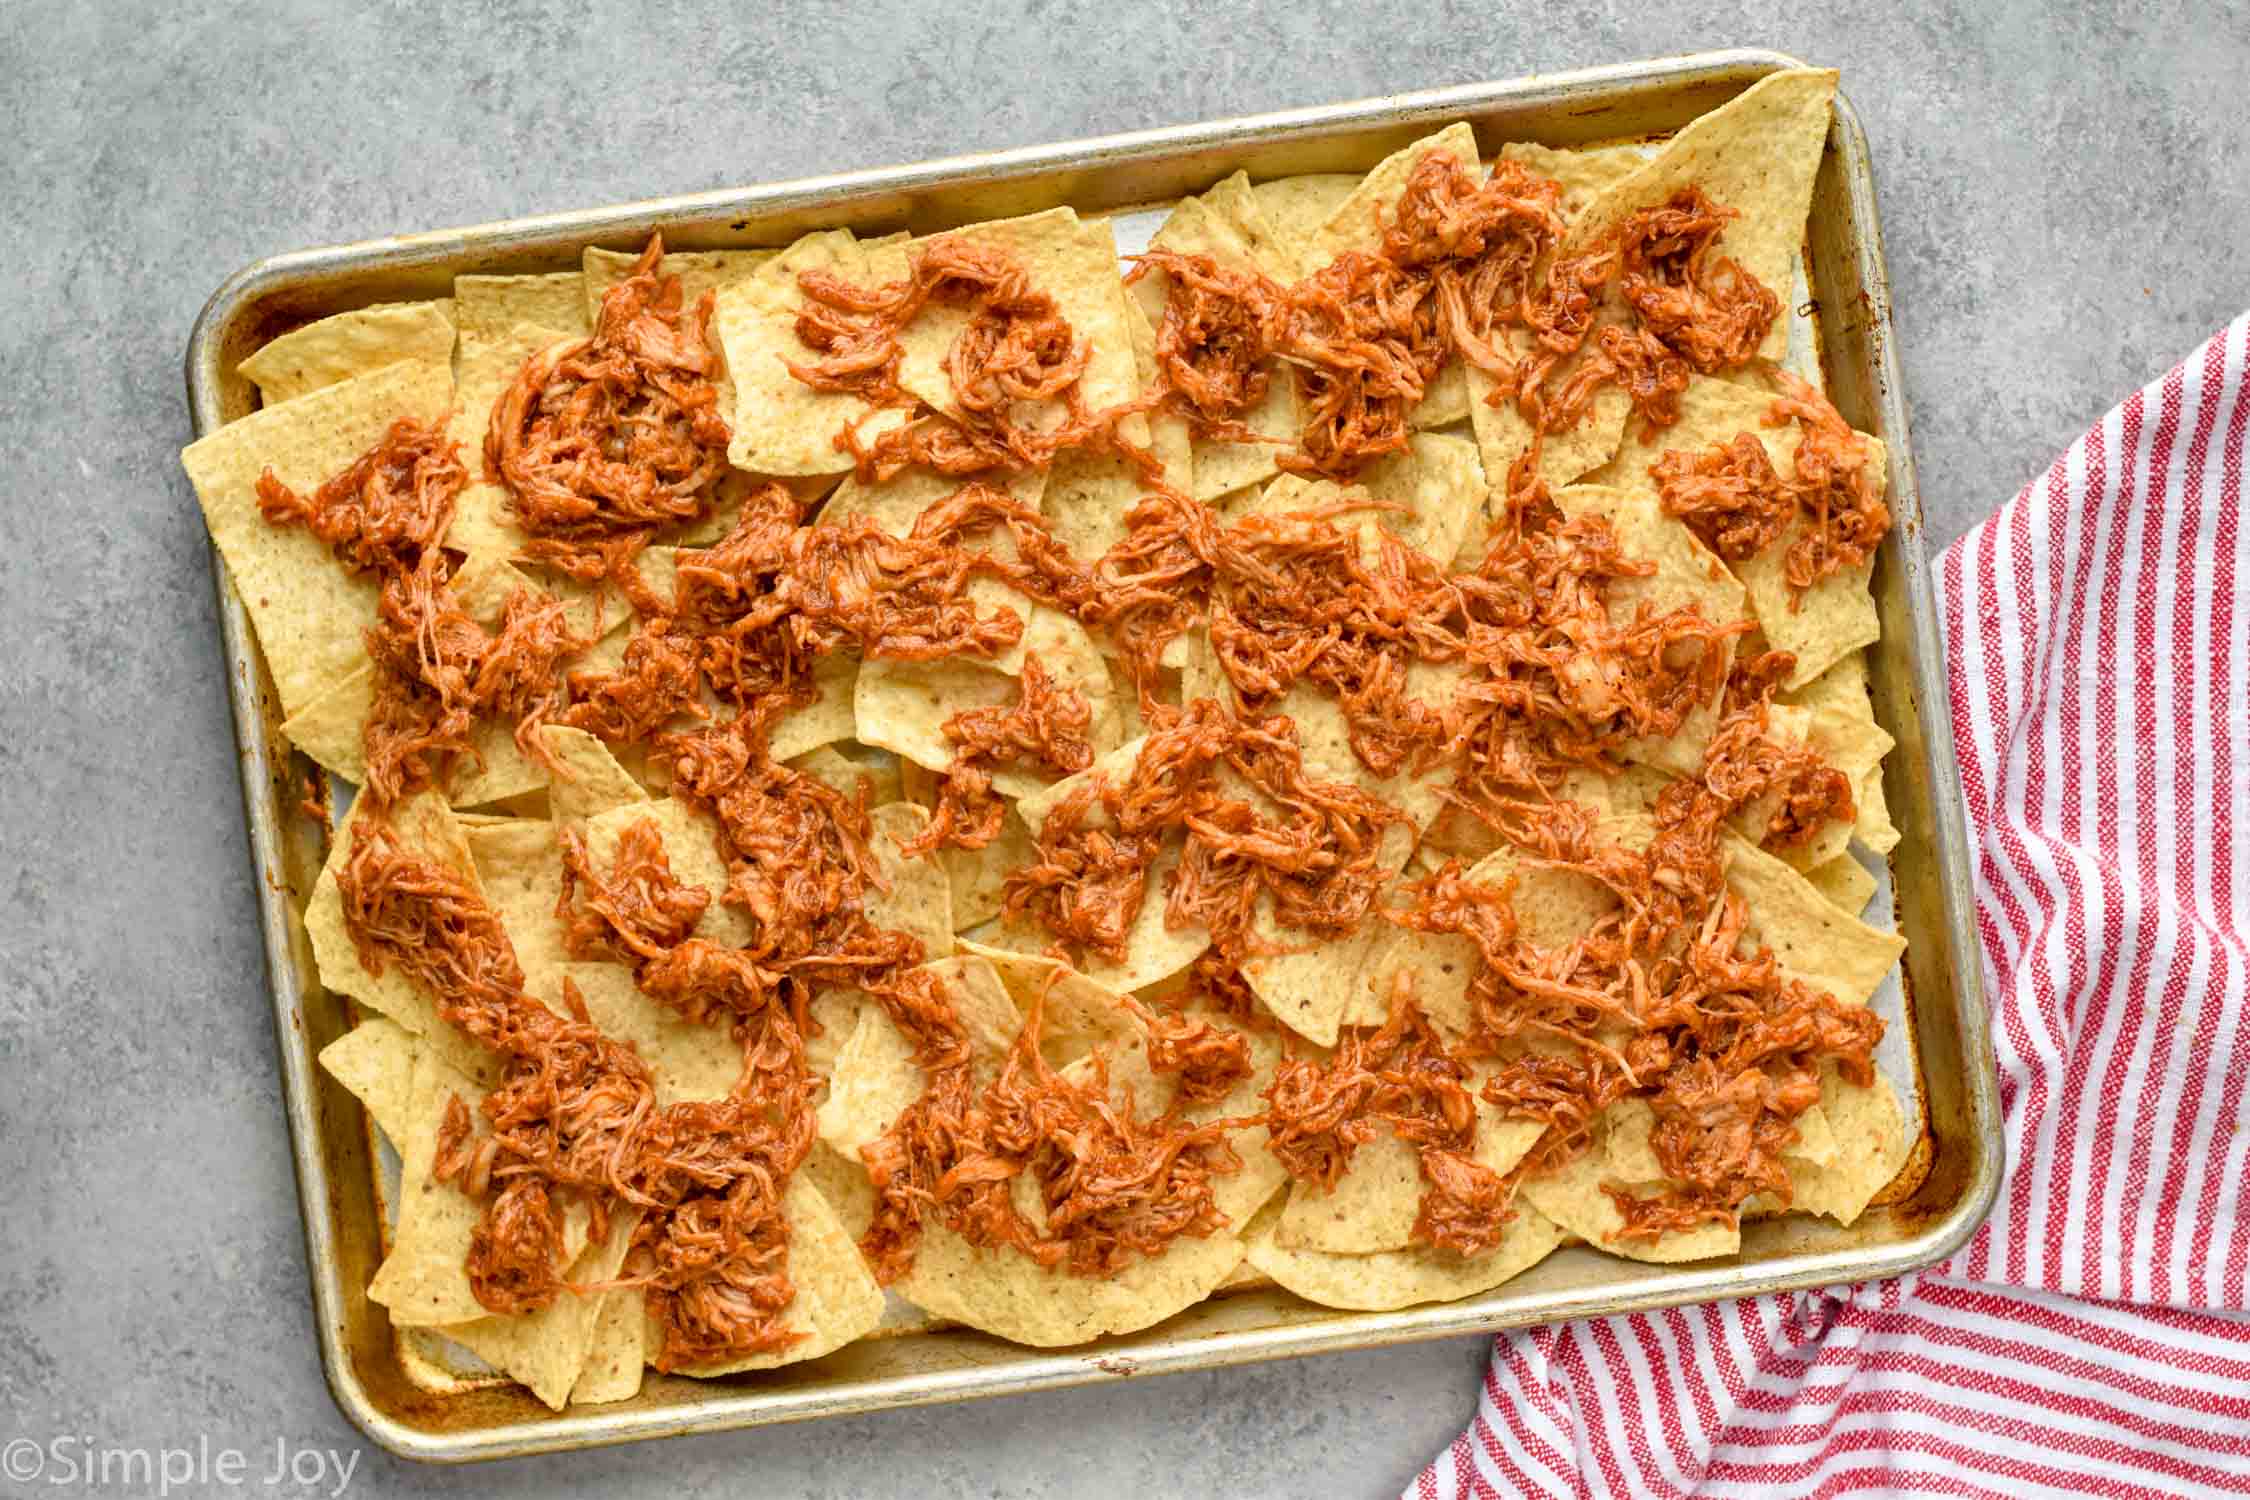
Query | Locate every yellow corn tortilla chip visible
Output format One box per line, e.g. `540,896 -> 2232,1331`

1807,852 -> 1878,915
368,1048 -> 592,1327
1247,173 -> 1360,279
1255,429 -> 1484,568
1202,168 -> 1298,282
239,300 -> 457,407
1786,1062 -> 1908,1225
317,1016 -> 419,1146
713,229 -> 909,476
1248,1197 -> 1568,1312
440,320 -> 574,559
1043,290 -> 1190,553
581,798 -> 758,949
1600,374 -> 1885,687
787,743 -> 902,806
1276,1099 -> 1543,1254
1551,482 -> 1747,777
1519,1104 -> 1742,1264
439,1206 -> 637,1412
567,1289 -> 646,1406
1306,122 -> 1479,428
304,790 -> 501,1086
454,270 -> 591,343
1786,1100 -> 1842,1168
1781,653 -> 1901,856
1498,141 -> 1648,222
654,1175 -> 885,1374
817,461 -> 1044,674
1723,833 -> 1905,1007
815,954 -> 1024,1157
934,803 -> 1033,931
580,245 -> 775,326
1130,192 -> 1299,500
1002,736 -> 1212,992
767,649 -> 862,762
856,606 -> 1118,794
1563,69 -> 1835,366
459,813 -> 745,1105
538,725 -> 648,825
895,208 -> 1140,424
866,803 -> 956,958
180,357 -> 453,719
1357,838 -> 1617,1037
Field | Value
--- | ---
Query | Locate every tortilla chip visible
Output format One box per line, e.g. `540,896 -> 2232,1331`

898,798 -> 1011,933
1001,737 -> 1212,992
713,230 -> 908,476
1247,173 -> 1360,279
1723,834 -> 1905,1007
1786,1062 -> 1909,1225
1130,192 -> 1299,500
440,1206 -> 636,1412
1520,1104 -> 1741,1264
1307,122 -> 1479,427
580,246 -> 774,325
1276,1099 -> 1542,1254
368,1048 -> 589,1326
567,1290 -> 646,1405
239,300 -> 457,407
1044,325 -> 1191,553
538,725 -> 648,824
866,803 -> 956,956
581,798 -> 758,949
952,940 -> 1144,1068
816,954 -> 1023,1157
1201,169 -> 1298,282
1782,653 -> 1900,855
1357,839 -> 1615,1037
454,271 -> 591,342
1498,141 -> 1647,221
1248,1197 -> 1567,1311
818,461 -> 1045,674
317,1016 -> 419,1146
786,743 -> 902,805
1599,374 -> 1885,686
655,1175 -> 885,1374
303,790 -> 501,1085
180,357 -> 453,719
1254,430 -> 1484,567
895,208 -> 1139,424
1564,70 -> 1836,366
766,649 -> 861,762
1806,852 -> 1878,915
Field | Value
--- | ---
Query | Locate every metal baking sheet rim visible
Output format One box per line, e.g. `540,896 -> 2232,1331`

184,47 -> 2003,1463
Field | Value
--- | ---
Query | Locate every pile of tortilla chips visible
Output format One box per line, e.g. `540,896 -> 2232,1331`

182,66 -> 1914,1411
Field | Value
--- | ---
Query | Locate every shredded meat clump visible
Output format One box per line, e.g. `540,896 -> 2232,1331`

1280,156 -> 1564,476
488,234 -> 732,571
1614,187 -> 1780,374
1264,991 -> 1515,1256
1128,248 -> 1289,437
255,417 -> 465,576
1650,374 -> 1891,598
790,237 -> 1154,485
903,655 -> 1097,859
336,819 -> 816,1363
856,970 -> 1244,1283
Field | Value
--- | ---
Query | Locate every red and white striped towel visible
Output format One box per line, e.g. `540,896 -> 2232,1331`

1411,312 -> 2250,1499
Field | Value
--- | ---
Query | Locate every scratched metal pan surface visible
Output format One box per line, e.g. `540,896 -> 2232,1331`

183,46 -> 2002,1463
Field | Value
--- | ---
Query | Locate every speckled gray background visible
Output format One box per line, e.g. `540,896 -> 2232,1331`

3,2 -> 2244,1496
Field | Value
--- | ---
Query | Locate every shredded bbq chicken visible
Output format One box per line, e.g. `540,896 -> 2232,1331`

1651,374 -> 1890,598
255,417 -> 465,576
1127,248 -> 1289,437
902,655 -> 1098,859
488,235 -> 731,565
1264,991 -> 1516,1256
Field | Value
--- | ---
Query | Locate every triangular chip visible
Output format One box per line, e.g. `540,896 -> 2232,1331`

180,357 -> 452,719
239,300 -> 456,407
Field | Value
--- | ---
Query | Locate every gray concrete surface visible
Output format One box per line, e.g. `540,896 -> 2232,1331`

2,1 -> 2244,1496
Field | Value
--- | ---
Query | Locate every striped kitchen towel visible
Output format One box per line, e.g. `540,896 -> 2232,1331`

1412,311 -> 2250,1499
